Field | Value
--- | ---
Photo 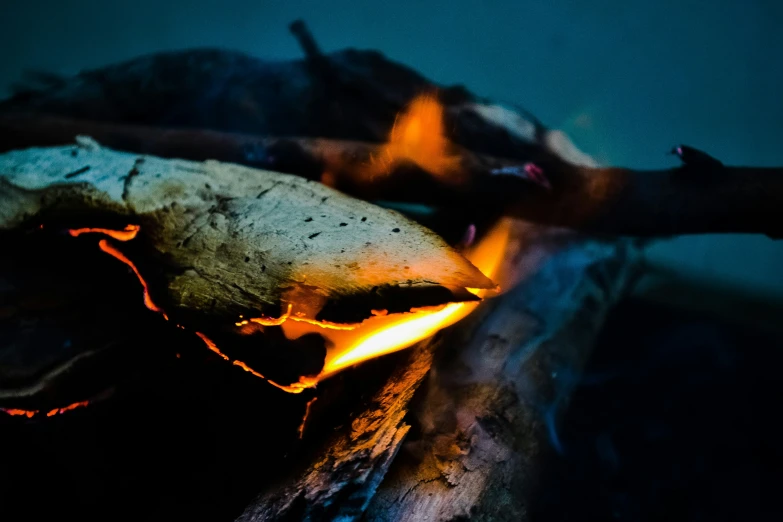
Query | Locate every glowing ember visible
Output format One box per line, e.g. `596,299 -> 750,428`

98,239 -> 165,316
1,400 -> 91,418
370,94 -> 460,179
195,331 -> 229,360
1,408 -> 37,418
281,218 -> 512,380
298,397 -> 318,439
46,401 -> 90,417
194,331 -> 311,393
69,224 -> 140,241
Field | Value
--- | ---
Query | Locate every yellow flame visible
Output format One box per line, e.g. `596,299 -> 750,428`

281,218 -> 512,380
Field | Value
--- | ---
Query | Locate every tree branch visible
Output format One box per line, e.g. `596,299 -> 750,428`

1,112 -> 780,238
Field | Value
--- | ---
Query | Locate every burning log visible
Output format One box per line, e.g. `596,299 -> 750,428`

365,227 -> 639,521
238,223 -> 640,521
0,20 -> 730,520
0,139 -> 494,401
1,111 -> 780,239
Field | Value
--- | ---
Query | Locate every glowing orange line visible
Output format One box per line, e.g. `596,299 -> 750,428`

1,408 -> 37,418
297,397 -> 318,439
195,332 -> 229,360
194,332 -> 314,394
249,304 -> 292,326
69,224 -> 140,241
233,360 -> 266,379
98,239 -> 164,315
242,304 -> 359,331
2,400 -> 91,419
289,316 -> 359,330
46,400 -> 90,417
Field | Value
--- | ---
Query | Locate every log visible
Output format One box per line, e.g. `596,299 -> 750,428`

1,113 -> 780,239
0,141 -> 493,393
364,227 -> 639,521
237,224 -> 639,521
0,41 -> 544,162
237,341 -> 438,522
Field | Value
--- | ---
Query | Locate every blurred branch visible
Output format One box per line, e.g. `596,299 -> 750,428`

1,111 -> 781,238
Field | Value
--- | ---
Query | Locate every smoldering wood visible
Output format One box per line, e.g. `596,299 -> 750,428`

0,140 -> 492,322
0,141 -> 496,397
365,226 -> 640,521
2,112 -> 781,239
236,224 -> 639,522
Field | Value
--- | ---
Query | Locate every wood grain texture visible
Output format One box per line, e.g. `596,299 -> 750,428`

0,140 -> 493,327
363,227 -> 640,522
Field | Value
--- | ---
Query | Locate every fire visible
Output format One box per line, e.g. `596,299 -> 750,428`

30,103 -> 508,402
46,401 -> 90,416
1,400 -> 91,418
370,94 -> 460,179
280,218 -> 512,380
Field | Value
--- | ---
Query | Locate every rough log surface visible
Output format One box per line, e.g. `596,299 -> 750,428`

238,223 -> 639,521
0,141 -> 492,329
364,226 -> 640,522
237,341 -> 437,522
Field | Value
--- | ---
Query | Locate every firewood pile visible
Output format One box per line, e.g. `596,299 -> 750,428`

2,19 -> 761,522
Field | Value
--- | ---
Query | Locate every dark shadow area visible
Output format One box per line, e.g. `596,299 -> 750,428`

533,296 -> 783,521
0,225 -> 408,522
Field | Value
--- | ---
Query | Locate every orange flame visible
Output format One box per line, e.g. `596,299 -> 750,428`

280,218 -> 512,380
370,94 -> 460,179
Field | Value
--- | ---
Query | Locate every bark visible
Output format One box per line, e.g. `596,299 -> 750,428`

237,223 -> 639,521
237,341 -> 438,522
2,113 -> 779,238
0,141 -> 493,393
0,141 -> 491,321
364,225 -> 640,522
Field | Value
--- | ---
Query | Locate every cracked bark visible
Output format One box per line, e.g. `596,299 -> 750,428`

363,225 -> 640,522
0,140 -> 493,399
